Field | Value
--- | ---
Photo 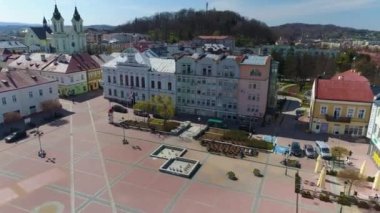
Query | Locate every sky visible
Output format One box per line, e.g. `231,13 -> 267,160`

0,0 -> 379,30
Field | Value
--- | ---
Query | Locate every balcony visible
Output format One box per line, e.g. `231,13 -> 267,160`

325,115 -> 351,123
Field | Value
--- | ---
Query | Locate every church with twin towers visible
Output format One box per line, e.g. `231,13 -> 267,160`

24,4 -> 87,54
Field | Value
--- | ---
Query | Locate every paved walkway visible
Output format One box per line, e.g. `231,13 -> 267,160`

0,92 -> 377,212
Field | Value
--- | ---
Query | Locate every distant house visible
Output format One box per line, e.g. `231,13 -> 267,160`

193,35 -> 235,51
309,69 -> 374,136
0,41 -> 28,53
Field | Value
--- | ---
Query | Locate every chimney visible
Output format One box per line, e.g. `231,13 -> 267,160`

25,53 -> 31,61
41,54 -> 46,62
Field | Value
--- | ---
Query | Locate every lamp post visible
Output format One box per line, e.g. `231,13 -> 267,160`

340,181 -> 348,213
285,153 -> 289,176
198,117 -> 201,131
120,117 -> 128,144
34,127 -> 46,158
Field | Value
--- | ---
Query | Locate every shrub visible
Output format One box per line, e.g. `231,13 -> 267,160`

227,171 -> 238,181
301,191 -> 313,199
327,170 -> 338,176
374,203 -> 380,211
285,159 -> 301,168
246,139 -> 274,150
337,195 -> 351,206
319,194 -> 330,202
367,176 -> 375,182
357,201 -> 370,209
222,130 -> 249,141
253,168 -> 263,177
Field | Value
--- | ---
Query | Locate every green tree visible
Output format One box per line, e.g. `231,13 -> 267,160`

331,146 -> 349,161
151,95 -> 175,123
133,100 -> 153,113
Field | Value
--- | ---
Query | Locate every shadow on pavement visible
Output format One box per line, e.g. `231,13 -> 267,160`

61,89 -> 103,104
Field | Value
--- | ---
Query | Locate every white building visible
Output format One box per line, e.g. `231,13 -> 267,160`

0,70 -> 59,124
24,4 -> 87,54
103,48 -> 176,106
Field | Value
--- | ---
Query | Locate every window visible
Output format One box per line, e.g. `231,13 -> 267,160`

113,89 -> 117,97
39,89 -> 43,96
187,65 -> 191,74
108,89 -> 111,96
136,76 -> 139,87
120,75 -> 123,85
108,76 -> 111,83
358,109 -> 366,119
12,95 -> 16,103
125,75 -> 129,86
81,74 -> 84,80
60,77 -> 64,83
70,76 -> 74,83
320,106 -> 327,115
113,76 -> 116,84
2,97 -> 6,105
250,69 -> 261,77
151,81 -> 155,89
121,91 -> 124,98
168,82 -> 172,91
334,107 -> 341,118
49,87 -> 53,94
29,91 -> 33,98
141,77 -> 145,88
142,94 -> 145,100
347,108 -> 354,118
130,76 -> 134,86
158,81 -> 161,89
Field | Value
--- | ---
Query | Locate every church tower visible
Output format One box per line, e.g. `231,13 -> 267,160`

70,6 -> 86,53
51,4 -> 66,53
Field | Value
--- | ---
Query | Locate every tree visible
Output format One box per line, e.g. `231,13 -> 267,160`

331,146 -> 349,161
133,100 -> 153,113
338,169 -> 366,196
151,95 -> 175,123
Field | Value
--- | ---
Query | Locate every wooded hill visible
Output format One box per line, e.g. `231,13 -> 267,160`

114,9 -> 277,46
271,23 -> 380,41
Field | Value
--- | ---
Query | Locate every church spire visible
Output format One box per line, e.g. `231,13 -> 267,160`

53,4 -> 62,20
43,17 -> 47,25
72,6 -> 82,21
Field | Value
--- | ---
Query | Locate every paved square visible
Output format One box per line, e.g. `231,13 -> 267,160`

0,93 -> 378,212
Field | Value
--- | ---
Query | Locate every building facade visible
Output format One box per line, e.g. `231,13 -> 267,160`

8,53 -> 99,96
24,4 -> 87,54
238,55 -> 276,124
102,48 -> 176,105
309,70 -> 373,136
0,70 -> 59,124
367,96 -> 380,168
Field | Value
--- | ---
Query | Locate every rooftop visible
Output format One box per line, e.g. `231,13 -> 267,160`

316,77 -> 373,103
241,55 -> 270,66
0,41 -> 27,49
331,69 -> 369,82
0,70 -> 55,93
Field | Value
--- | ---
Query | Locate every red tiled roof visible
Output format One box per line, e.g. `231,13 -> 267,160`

66,53 -> 101,74
316,78 -> 373,102
198,35 -> 232,40
331,69 -> 369,82
0,70 -> 55,93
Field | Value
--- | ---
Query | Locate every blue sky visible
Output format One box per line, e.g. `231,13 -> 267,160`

0,0 -> 379,30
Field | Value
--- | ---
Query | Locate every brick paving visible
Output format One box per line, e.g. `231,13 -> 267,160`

0,92 -> 378,212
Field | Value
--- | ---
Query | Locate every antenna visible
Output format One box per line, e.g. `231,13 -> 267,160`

206,2 -> 208,11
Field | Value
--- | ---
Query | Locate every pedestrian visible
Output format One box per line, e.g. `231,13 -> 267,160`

349,150 -> 352,156
72,98 -> 74,104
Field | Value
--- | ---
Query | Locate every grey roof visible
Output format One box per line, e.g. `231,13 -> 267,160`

149,58 -> 175,73
29,27 -> 52,40
0,41 -> 27,49
241,55 -> 269,66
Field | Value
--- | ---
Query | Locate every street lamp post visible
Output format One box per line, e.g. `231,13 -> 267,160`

34,127 -> 46,158
120,117 -> 128,144
340,181 -> 348,213
285,153 -> 289,176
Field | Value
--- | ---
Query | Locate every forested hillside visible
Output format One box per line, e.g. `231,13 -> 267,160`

114,9 -> 277,46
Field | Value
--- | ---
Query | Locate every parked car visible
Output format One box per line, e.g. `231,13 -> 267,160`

304,144 -> 316,158
111,105 -> 128,113
315,141 -> 332,160
5,130 -> 27,143
133,109 -> 149,117
290,141 -> 303,157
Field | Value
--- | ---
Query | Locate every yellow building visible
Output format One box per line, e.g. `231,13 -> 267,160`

309,70 -> 374,136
